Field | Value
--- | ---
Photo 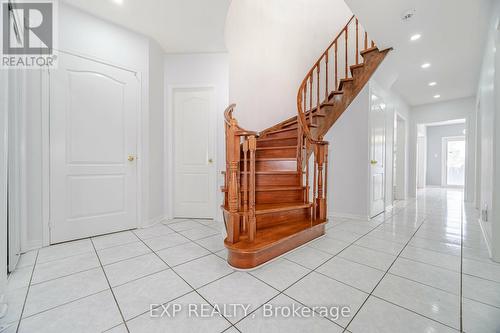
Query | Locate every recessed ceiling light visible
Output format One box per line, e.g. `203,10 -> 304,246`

410,34 -> 421,41
421,63 -> 431,69
428,82 -> 437,86
434,94 -> 441,99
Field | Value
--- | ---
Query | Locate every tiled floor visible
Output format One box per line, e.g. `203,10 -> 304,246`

1,188 -> 500,332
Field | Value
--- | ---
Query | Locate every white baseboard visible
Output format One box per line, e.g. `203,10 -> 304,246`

329,211 -> 370,221
21,239 -> 43,253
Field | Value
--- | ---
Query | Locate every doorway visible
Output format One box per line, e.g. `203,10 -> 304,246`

49,53 -> 140,243
369,93 -> 386,218
173,87 -> 216,219
442,136 -> 466,187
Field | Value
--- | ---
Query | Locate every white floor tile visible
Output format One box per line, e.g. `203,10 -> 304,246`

92,231 -> 139,250
23,268 -> 109,317
97,241 -> 151,265
463,258 -> 500,283
0,287 -> 28,325
462,274 -> 500,307
198,272 -> 279,324
173,255 -> 234,288
169,220 -> 205,232
133,224 -> 175,240
355,235 -> 406,256
236,294 -> 343,333
195,234 -> 226,252
400,246 -> 460,272
6,266 -> 33,291
373,274 -> 460,329
18,291 -> 122,333
389,257 -> 460,294
104,324 -> 128,333
348,296 -> 457,333
103,253 -> 167,287
179,226 -> 219,241
285,272 -> 368,328
127,291 -> 230,333
338,245 -> 396,271
249,258 -> 310,291
284,246 -> 332,269
143,233 -> 190,252
408,237 -> 461,257
308,236 -> 350,255
113,269 -> 192,320
16,251 -> 38,269
156,242 -> 210,267
325,229 -> 361,243
317,257 -> 385,293
37,239 -> 94,263
32,252 -> 100,284
462,298 -> 500,333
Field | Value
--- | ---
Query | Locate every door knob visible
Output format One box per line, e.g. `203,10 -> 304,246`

208,158 -> 214,164
128,155 -> 135,162
370,160 -> 378,165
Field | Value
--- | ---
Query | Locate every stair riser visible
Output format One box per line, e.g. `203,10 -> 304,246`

256,208 -> 310,229
254,174 -> 300,187
264,129 -> 298,139
256,189 -> 304,204
256,148 -> 296,159
241,160 -> 297,172
257,137 -> 298,148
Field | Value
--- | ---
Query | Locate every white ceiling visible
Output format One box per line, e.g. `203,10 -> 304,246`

345,0 -> 492,106
61,0 -> 231,53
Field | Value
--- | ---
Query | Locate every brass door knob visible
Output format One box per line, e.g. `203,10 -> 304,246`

208,158 -> 214,164
128,155 -> 135,162
370,160 -> 378,165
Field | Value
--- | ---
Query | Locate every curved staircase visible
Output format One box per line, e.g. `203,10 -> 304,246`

222,15 -> 391,269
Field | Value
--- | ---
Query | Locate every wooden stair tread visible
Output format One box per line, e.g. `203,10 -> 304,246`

360,46 -> 379,56
257,135 -> 296,142
254,202 -> 312,215
225,218 -> 326,252
221,185 -> 306,193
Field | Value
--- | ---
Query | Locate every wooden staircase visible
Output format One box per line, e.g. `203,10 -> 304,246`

222,15 -> 391,269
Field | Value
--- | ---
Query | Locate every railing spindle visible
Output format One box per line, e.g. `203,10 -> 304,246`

356,19 -> 359,65
325,53 -> 329,100
248,136 -> 256,242
334,42 -> 338,90
345,27 -> 348,78
316,65 -> 320,122
364,31 -> 368,50
309,75 -> 313,124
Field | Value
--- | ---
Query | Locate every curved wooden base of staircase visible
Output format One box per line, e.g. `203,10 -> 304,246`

224,219 -> 326,269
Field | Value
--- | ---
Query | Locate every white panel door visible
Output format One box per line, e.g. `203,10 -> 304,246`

369,93 -> 386,218
173,88 -> 216,219
50,53 -> 139,243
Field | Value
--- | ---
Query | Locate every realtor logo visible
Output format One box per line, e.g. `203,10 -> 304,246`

1,0 -> 57,68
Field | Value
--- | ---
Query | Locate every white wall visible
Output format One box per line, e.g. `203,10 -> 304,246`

22,3 -> 165,250
0,70 -> 8,295
409,97 -> 476,201
476,0 -> 500,261
164,53 -> 229,221
225,0 -> 352,131
426,124 -> 466,186
325,86 -> 370,219
148,40 -> 165,223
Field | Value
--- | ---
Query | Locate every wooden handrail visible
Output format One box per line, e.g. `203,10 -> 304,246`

296,15 -> 375,144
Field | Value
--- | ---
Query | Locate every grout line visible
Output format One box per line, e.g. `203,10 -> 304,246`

343,216 -> 427,331
129,228 -> 238,331
90,238 -> 131,333
15,250 -> 39,333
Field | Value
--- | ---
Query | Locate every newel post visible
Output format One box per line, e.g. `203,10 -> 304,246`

226,118 -> 241,244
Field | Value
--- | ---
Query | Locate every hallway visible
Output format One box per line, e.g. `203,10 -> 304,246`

1,188 -> 499,333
